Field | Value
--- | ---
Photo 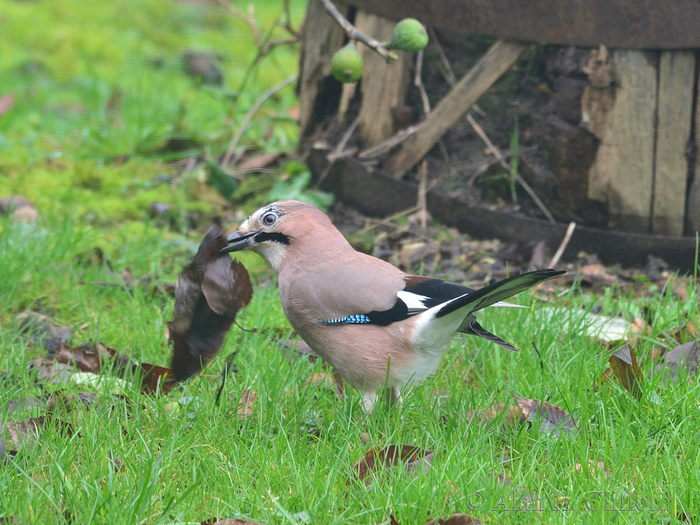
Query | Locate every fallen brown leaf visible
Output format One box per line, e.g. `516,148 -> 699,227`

511,394 -> 578,437
169,222 -> 253,381
53,341 -> 120,374
609,346 -> 643,399
594,367 -> 613,391
237,152 -> 280,171
47,392 -> 99,412
303,372 -> 336,390
629,317 -> 651,337
579,263 -> 617,285
31,359 -> 74,384
354,445 -> 434,483
237,389 -> 256,418
425,514 -> 481,525
574,459 -> 610,478
3,417 -> 45,451
0,94 -> 15,116
655,340 -> 699,384
465,402 -> 527,428
210,519 -> 266,525
0,195 -> 37,222
667,319 -> 697,344
13,311 -> 72,347
665,276 -> 692,303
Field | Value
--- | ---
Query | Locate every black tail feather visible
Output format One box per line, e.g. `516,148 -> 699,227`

463,316 -> 518,352
436,269 -> 565,319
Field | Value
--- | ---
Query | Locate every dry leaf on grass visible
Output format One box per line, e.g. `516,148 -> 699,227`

0,94 -> 15,116
0,195 -> 37,222
466,396 -> 577,437
206,518 -> 267,525
169,222 -> 252,382
353,445 -> 434,483
667,318 -> 697,344
465,402 -> 527,428
655,340 -> 699,384
511,394 -> 578,437
13,311 -> 72,347
425,514 -> 481,525
237,389 -> 256,418
574,459 -> 610,478
609,346 -> 643,399
52,341 -> 130,375
578,263 -> 617,286
2,417 -> 44,456
237,152 -> 280,171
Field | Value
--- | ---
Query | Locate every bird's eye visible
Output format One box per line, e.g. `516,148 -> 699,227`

261,212 -> 277,227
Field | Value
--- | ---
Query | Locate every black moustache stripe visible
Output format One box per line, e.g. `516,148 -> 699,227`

254,232 -> 290,245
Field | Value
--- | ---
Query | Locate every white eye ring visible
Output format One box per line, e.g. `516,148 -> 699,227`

262,212 -> 277,227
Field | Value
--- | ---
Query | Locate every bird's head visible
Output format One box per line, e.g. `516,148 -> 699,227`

221,200 -> 344,272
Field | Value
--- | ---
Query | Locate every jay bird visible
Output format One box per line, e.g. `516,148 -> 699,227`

222,200 -> 564,411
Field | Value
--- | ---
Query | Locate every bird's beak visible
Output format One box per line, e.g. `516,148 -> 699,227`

220,231 -> 257,253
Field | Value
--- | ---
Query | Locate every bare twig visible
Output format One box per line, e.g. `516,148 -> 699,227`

428,28 -> 457,86
358,125 -> 419,159
281,0 -> 300,38
418,161 -> 428,229
221,75 -> 297,168
234,11 -> 286,102
466,113 -> 556,224
468,146 -> 537,186
315,116 -> 360,188
361,205 -> 421,233
549,221 -> 576,268
414,50 -> 432,115
414,49 -> 449,163
262,36 -> 300,53
320,0 -> 397,63
216,0 -> 262,46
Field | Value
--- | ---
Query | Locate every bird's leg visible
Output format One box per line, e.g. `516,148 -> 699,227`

361,390 -> 378,412
332,369 -> 346,400
389,385 -> 403,405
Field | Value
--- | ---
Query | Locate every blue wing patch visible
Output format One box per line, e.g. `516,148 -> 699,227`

319,314 -> 371,325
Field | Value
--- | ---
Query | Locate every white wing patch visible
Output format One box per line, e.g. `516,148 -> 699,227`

491,300 -> 528,308
397,290 -> 429,313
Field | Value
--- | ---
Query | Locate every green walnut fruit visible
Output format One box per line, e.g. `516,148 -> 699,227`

387,18 -> 428,52
331,43 -> 364,83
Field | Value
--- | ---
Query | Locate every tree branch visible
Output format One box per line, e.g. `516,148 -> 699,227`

320,0 -> 397,63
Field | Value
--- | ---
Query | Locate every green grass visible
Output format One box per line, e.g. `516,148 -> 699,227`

1,213 -> 699,524
1,0 -> 700,523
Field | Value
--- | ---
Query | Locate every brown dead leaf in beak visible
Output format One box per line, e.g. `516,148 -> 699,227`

138,363 -> 176,394
609,345 -> 643,399
353,445 -> 434,483
169,222 -> 252,382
